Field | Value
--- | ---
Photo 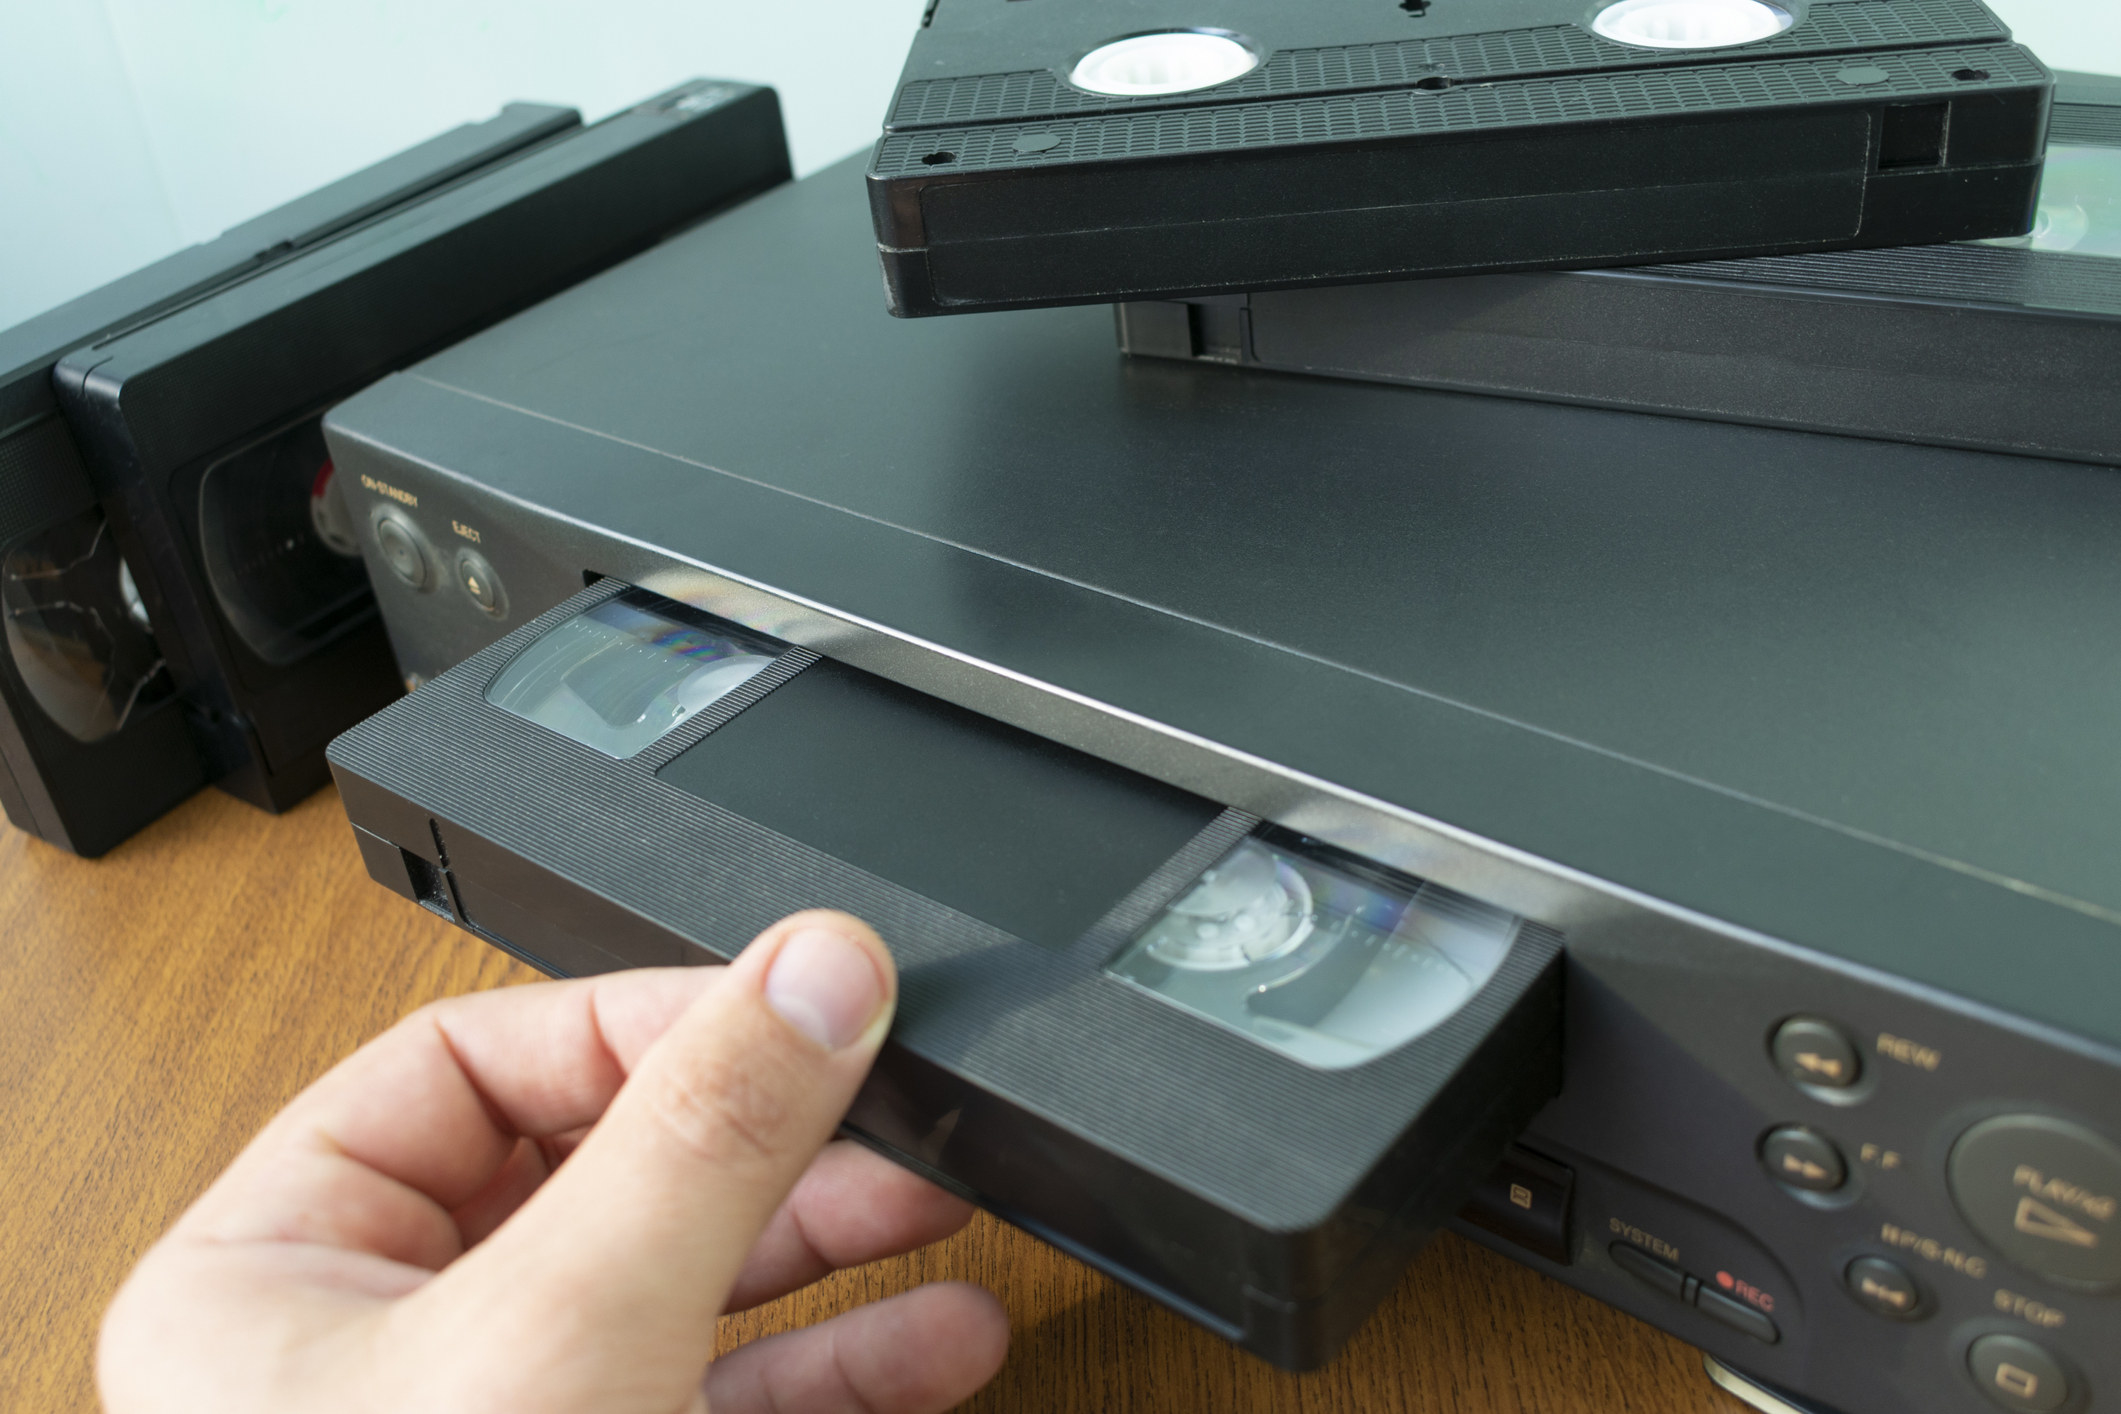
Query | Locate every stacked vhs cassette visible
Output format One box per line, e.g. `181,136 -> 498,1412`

1119,69 -> 2121,465
870,0 -> 2050,315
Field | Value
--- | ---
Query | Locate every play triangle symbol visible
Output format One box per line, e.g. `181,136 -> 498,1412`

2014,1196 -> 2100,1249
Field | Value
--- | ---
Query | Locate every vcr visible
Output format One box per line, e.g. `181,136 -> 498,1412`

323,159 -> 2121,1414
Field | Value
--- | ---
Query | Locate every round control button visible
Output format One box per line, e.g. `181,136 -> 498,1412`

1771,1016 -> 1861,1090
1844,1256 -> 1923,1320
1762,1126 -> 1846,1192
372,510 -> 432,591
1950,1114 -> 2121,1288
1966,1333 -> 2070,1413
454,548 -> 506,618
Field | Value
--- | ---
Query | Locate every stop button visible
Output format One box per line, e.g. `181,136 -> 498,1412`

1949,1114 -> 2121,1288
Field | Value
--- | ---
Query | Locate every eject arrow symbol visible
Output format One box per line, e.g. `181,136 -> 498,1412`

2014,1197 -> 2101,1249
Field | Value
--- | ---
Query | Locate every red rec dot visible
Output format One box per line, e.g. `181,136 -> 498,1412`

1717,1271 -> 1735,1289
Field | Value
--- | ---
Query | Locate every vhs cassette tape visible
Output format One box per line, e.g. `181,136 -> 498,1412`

1118,68 -> 2121,464
869,0 -> 2052,317
328,582 -> 1563,1369
0,100 -> 577,857
9,80 -> 787,854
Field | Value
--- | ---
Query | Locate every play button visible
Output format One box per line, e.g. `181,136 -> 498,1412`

1949,1115 -> 2121,1289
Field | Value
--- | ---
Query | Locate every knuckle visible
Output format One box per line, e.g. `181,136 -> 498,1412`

641,1043 -> 802,1170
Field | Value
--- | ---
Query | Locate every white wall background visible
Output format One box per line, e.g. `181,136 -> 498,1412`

0,0 -> 927,331
3,0 -> 2116,333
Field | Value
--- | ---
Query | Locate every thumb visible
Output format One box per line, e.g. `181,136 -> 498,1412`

406,910 -> 896,1408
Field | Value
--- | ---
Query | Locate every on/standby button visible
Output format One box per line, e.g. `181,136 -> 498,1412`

1949,1115 -> 2121,1288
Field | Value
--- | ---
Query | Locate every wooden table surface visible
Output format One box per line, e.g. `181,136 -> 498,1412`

0,784 -> 1749,1413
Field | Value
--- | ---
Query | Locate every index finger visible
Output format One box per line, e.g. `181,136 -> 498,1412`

179,966 -> 723,1259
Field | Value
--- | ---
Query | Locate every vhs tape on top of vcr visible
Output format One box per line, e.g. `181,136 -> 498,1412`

0,79 -> 788,857
1119,68 -> 2121,464
869,0 -> 2052,316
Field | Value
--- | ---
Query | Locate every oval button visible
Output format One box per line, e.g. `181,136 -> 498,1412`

1845,1255 -> 1924,1320
372,509 -> 433,591
1762,1126 -> 1846,1192
1771,1016 -> 1860,1090
1949,1114 -> 2121,1288
1966,1333 -> 2071,1413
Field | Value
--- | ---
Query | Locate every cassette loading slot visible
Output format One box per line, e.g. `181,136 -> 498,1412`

328,582 -> 1562,1369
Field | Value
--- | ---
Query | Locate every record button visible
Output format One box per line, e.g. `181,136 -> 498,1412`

1694,1285 -> 1780,1345
1762,1126 -> 1847,1192
1771,1016 -> 1860,1090
1966,1334 -> 2070,1413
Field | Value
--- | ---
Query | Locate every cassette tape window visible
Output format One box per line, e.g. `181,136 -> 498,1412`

485,590 -> 784,758
1,509 -> 172,744
1107,828 -> 1518,1069
1982,143 -> 2121,255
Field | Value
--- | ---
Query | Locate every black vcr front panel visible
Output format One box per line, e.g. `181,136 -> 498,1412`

321,421 -> 2121,1414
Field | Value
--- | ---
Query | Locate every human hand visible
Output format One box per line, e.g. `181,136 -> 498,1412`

99,909 -> 1008,1414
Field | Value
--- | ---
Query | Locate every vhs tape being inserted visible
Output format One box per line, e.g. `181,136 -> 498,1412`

869,0 -> 2051,316
328,582 -> 1563,1370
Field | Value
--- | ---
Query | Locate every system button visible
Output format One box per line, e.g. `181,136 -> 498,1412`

1771,1016 -> 1861,1090
1609,1241 -> 1689,1301
1966,1334 -> 2071,1413
1845,1255 -> 1924,1320
1762,1126 -> 1847,1192
1950,1114 -> 2121,1288
1695,1285 -> 1780,1344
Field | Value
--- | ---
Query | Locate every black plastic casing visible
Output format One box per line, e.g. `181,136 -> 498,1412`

870,0 -> 2051,316
33,80 -> 789,842
322,160 -> 2121,1411
1118,71 -> 2121,465
0,102 -> 579,857
328,579 -> 1565,1369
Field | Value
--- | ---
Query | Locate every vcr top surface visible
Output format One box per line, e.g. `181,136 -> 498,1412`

330,157 -> 2121,1053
